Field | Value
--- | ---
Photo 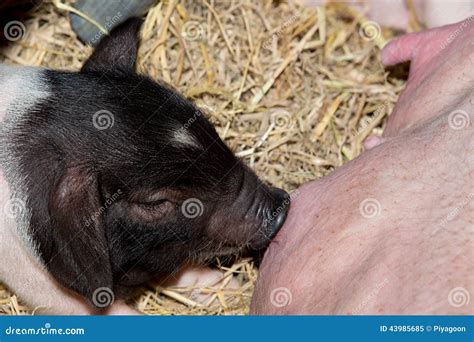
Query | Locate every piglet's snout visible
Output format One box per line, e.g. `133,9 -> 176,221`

247,187 -> 290,249
266,187 -> 290,238
208,169 -> 290,250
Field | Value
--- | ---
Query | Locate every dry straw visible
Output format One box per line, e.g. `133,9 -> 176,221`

0,0 -> 414,315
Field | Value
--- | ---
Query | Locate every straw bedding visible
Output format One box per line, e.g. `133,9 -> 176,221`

0,0 -> 412,315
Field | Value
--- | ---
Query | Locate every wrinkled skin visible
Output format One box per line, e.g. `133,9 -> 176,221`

251,20 -> 474,314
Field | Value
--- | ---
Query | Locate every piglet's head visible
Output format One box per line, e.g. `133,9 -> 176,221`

10,18 -> 290,307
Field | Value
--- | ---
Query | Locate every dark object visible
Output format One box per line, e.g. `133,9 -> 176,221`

69,0 -> 156,46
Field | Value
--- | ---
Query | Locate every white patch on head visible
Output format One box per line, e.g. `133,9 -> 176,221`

172,128 -> 201,148
0,64 -> 51,257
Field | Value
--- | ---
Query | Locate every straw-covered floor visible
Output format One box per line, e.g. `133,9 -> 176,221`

0,0 -> 414,315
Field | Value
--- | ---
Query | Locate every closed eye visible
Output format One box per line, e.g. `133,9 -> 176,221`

129,199 -> 176,222
135,199 -> 169,208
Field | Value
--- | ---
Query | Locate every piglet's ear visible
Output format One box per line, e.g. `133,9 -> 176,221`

81,17 -> 142,74
47,166 -> 113,308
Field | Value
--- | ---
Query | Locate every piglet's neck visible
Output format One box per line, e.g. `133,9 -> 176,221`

0,64 -> 50,124
0,64 -> 51,258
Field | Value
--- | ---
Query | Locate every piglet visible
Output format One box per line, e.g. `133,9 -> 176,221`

0,18 -> 290,314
